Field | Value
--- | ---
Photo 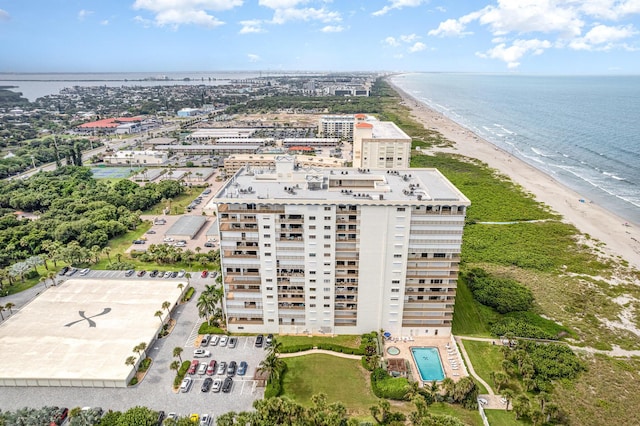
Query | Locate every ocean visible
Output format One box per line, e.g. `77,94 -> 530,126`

391,73 -> 640,225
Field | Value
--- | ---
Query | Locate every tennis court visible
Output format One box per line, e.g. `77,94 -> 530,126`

90,167 -> 141,179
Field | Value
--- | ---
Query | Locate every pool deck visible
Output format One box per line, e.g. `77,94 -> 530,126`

383,335 -> 469,385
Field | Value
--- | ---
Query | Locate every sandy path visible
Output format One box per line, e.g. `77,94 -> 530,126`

387,80 -> 640,271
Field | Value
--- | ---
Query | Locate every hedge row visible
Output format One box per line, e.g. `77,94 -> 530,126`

264,364 -> 288,398
173,360 -> 191,388
371,368 -> 409,400
316,343 -> 365,355
279,344 -> 314,354
182,286 -> 195,302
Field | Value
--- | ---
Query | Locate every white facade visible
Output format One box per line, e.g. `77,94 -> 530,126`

353,118 -> 412,169
103,150 -> 167,165
318,115 -> 356,141
211,161 -> 469,337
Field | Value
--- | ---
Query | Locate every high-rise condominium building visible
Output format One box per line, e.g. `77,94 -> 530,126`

210,158 -> 469,337
352,116 -> 412,169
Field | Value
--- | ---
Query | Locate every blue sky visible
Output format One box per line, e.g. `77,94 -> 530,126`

1,0 -> 639,73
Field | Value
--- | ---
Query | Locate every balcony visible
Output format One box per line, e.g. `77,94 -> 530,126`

228,317 -> 264,325
278,303 -> 305,310
219,204 -> 284,214
278,294 -> 305,302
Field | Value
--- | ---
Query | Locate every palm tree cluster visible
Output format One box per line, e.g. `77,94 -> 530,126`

196,283 -> 225,326
257,339 -> 285,384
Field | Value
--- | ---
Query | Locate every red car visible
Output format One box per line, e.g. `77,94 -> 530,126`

201,270 -> 209,278
50,407 -> 68,426
188,360 -> 199,375
206,360 -> 217,376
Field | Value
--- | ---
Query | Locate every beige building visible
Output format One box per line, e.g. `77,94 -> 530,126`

224,154 -> 345,175
103,150 -> 167,165
209,159 -> 469,336
353,117 -> 412,169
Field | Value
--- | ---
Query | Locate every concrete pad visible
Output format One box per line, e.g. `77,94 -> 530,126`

0,278 -> 183,387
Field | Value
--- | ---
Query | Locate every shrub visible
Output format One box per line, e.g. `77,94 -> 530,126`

316,343 -> 365,355
370,368 -> 409,400
279,344 -> 314,353
138,358 -> 152,372
465,268 -> 533,314
264,363 -> 287,398
198,322 -> 226,335
173,360 -> 191,388
490,312 -> 571,340
182,286 -> 195,302
128,377 -> 138,386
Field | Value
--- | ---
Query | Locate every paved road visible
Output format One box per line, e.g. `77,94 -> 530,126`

0,271 -> 265,420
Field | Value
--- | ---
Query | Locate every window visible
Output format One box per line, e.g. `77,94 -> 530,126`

264,243 -> 271,247
310,253 -> 316,257
310,279 -> 316,283
309,216 -> 316,220
265,252 -> 271,256
310,296 -> 316,300
266,279 -> 273,282
309,235 -> 316,239
324,296 -> 331,300
267,295 -> 273,299
309,304 -> 316,307
394,254 -> 402,258
324,244 -> 331,248
324,225 -> 331,230
266,286 -> 273,291
324,235 -> 331,239
309,225 -> 316,230
434,253 -> 446,258
324,279 -> 331,283
264,234 -> 271,238
397,207 -> 405,212
310,271 -> 316,275
392,280 -> 400,284
324,287 -> 331,291
324,253 -> 331,257
264,225 -> 270,229
310,288 -> 316,291
391,288 -> 400,293
324,207 -> 331,211
324,304 -> 331,308
324,216 -> 331,220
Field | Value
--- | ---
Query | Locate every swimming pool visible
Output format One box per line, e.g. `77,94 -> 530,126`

411,347 -> 445,382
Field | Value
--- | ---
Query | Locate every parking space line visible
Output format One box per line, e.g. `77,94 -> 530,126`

185,321 -> 201,348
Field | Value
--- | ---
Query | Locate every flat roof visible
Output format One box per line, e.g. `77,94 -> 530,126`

212,166 -> 470,206
166,215 -> 208,237
370,121 -> 411,141
0,279 -> 182,386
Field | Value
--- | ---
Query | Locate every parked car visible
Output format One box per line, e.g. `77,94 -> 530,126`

163,237 -> 174,242
166,413 -> 178,422
188,360 -> 199,375
219,336 -> 228,347
180,377 -> 193,393
194,349 -> 211,358
201,270 -> 209,278
50,407 -> 69,425
201,377 -> 213,392
149,270 -> 159,277
137,270 -> 146,277
200,414 -> 212,426
206,360 -> 217,376
266,334 -> 274,347
227,361 -> 237,376
132,240 -> 146,245
211,378 -> 223,392
177,269 -> 186,278
156,410 -> 165,425
59,266 -> 70,276
125,269 -> 135,277
229,337 -> 238,348
237,361 -> 248,376
255,334 -> 264,347
79,268 -> 90,276
201,334 -> 211,346
197,362 -> 208,375
189,414 -> 199,423
170,271 -> 178,278
67,267 -> 78,276
146,230 -> 156,234
216,361 -> 227,375
211,335 -> 220,346
163,271 -> 172,278
222,377 -> 233,393
204,242 -> 215,248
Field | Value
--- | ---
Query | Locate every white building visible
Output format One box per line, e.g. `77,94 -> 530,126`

210,158 -> 469,337
353,117 -> 412,169
103,150 -> 167,165
318,114 -> 359,141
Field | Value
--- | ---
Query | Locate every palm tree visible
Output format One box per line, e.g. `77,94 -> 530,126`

491,371 -> 509,392
404,380 -> 421,400
40,276 -> 48,288
125,356 -> 137,372
133,342 -> 147,360
102,247 -> 112,263
4,302 -> 15,315
501,388 -> 515,411
513,394 -> 531,420
440,377 -> 455,400
177,283 -> 184,294
257,352 -> 285,384
169,360 -> 181,373
544,402 -> 559,423
162,301 -> 171,320
154,310 -> 164,324
48,271 -> 56,287
0,304 -> 4,321
173,347 -> 183,363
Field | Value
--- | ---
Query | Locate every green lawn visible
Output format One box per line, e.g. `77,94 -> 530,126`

428,403 -> 484,426
452,279 -> 494,336
484,409 -> 527,425
281,354 -> 379,418
461,340 -> 506,394
277,334 -> 361,349
141,189 -> 207,216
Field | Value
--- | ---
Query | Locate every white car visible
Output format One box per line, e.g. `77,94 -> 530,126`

194,349 -> 211,358
211,378 -> 223,393
197,362 -> 208,375
210,335 -> 220,346
478,398 -> 488,406
219,336 -> 228,347
200,414 -> 212,426
180,377 -> 192,393
79,268 -> 90,276
163,237 -> 174,242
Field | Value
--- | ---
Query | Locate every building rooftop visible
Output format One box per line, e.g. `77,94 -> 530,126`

166,215 -> 208,237
369,121 -> 411,141
212,160 -> 469,206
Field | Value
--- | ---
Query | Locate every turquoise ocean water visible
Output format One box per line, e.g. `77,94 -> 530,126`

391,73 -> 640,225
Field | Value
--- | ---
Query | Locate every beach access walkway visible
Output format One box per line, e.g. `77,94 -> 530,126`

278,348 -> 361,360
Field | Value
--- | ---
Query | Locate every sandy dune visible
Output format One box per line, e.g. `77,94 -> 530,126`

388,81 -> 640,271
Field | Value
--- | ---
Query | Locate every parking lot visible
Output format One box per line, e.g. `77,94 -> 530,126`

0,270 -> 266,421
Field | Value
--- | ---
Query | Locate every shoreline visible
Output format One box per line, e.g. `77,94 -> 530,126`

387,78 -> 640,271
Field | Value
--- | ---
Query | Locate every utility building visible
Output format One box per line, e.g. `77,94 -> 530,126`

210,158 -> 469,337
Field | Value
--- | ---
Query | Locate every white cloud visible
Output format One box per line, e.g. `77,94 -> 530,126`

569,24 -> 638,50
132,0 -> 242,28
477,38 -> 551,68
239,19 -> 265,34
428,18 -> 469,37
400,33 -> 419,43
271,7 -> 340,24
100,19 -> 110,26
577,0 -> 640,20
373,0 -> 425,16
78,9 -> 94,21
321,25 -> 344,33
259,0 -> 307,7
248,53 -> 261,62
409,42 -> 427,52
383,36 -> 400,47
0,9 -> 10,22
133,15 -> 153,28
435,6 -> 446,13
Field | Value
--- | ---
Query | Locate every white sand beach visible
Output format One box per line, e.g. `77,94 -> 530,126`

388,81 -> 640,271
